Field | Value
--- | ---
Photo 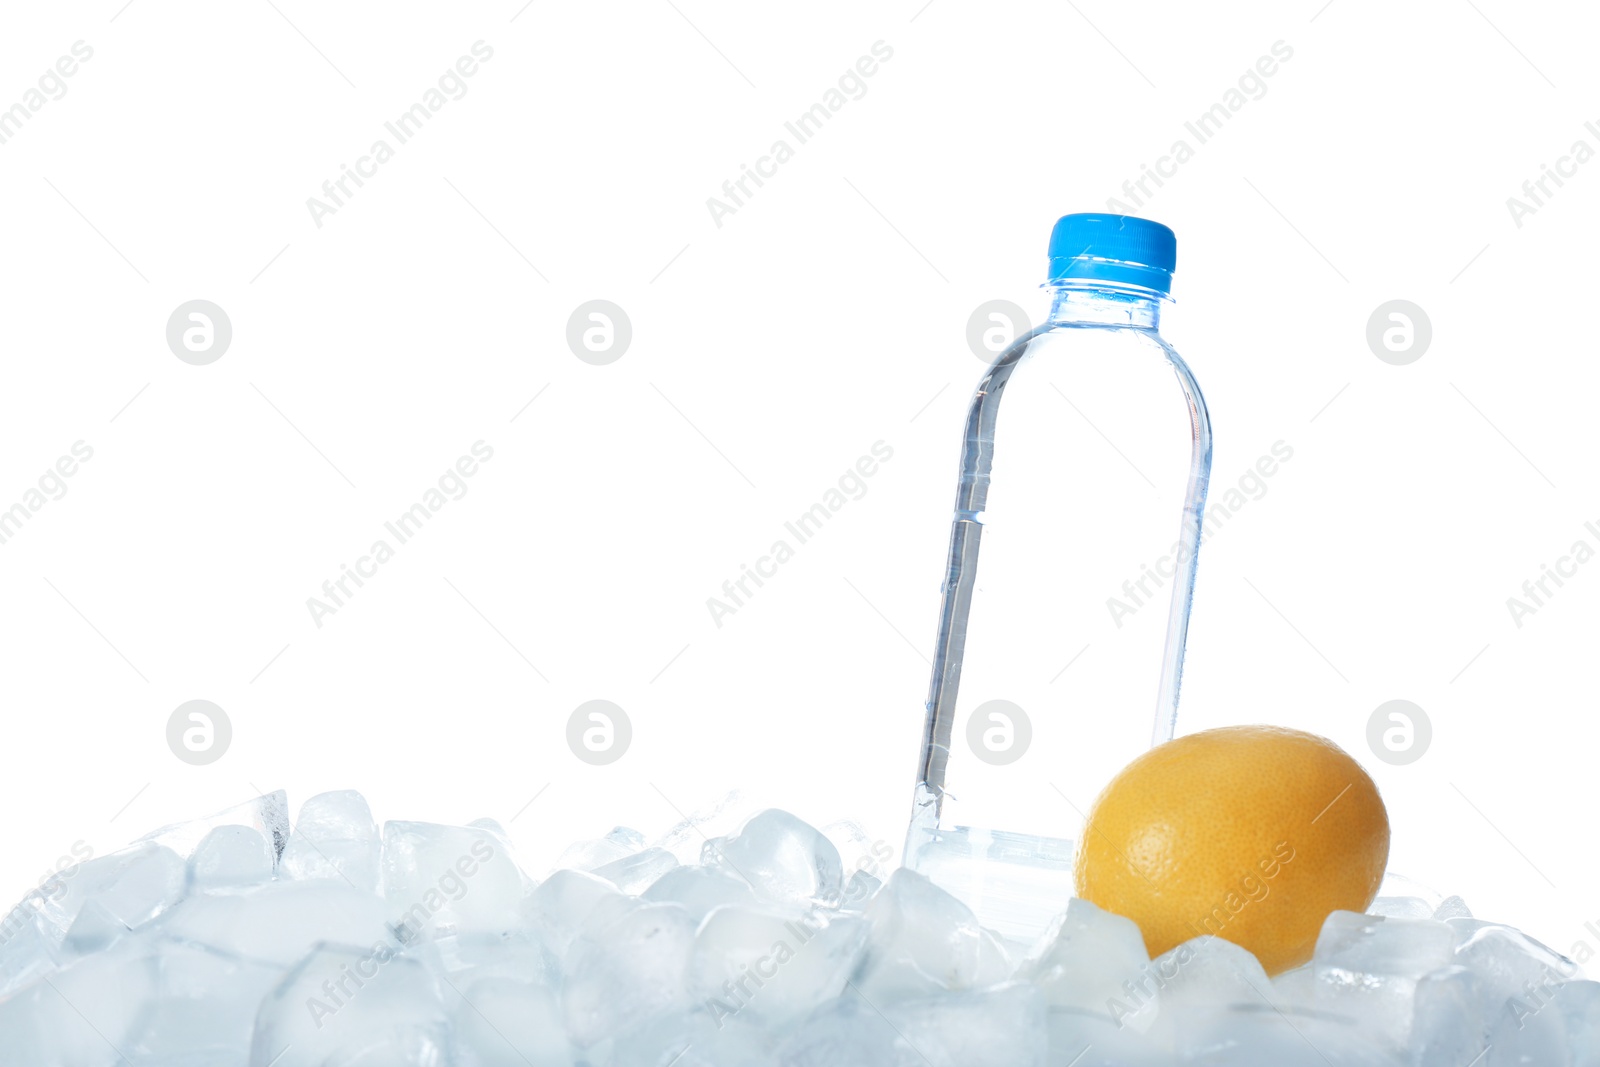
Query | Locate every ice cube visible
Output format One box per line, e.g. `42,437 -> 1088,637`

1044,1006 -> 1168,1066
649,791 -> 757,866
280,790 -> 380,891
1159,935 -> 1272,1008
702,810 -> 843,908
691,905 -> 869,1028
777,995 -> 910,1067
141,790 -> 290,866
642,865 -> 759,923
1440,920 -> 1586,1065
1150,936 -> 1280,1055
62,898 -> 128,955
1312,911 -> 1458,1051
527,869 -> 634,961
853,868 -> 1010,1004
606,1005 -> 774,1067
563,901 -> 697,1047
158,880 -> 390,967
470,816 -> 512,838
0,936 -> 153,1066
40,842 -> 185,942
885,983 -> 1049,1067
1452,918 -> 1585,1005
187,825 -> 273,891
1486,983 -> 1578,1067
381,820 -> 527,942
1433,895 -> 1473,921
1372,872 -> 1444,911
1166,1002 -> 1401,1066
0,908 -> 59,997
429,929 -> 557,990
1021,898 -> 1155,1030
556,826 -> 646,872
1410,966 -> 1489,1067
1268,963 -> 1321,1011
1555,980 -> 1600,1065
125,936 -> 282,1062
1367,896 -> 1435,919
248,943 -> 451,1067
838,869 -> 883,914
451,974 -> 576,1067
593,847 -> 679,895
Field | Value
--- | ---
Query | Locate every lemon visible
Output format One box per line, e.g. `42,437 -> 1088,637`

1073,724 -> 1389,975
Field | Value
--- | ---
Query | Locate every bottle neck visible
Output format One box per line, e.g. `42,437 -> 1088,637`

1046,284 -> 1164,330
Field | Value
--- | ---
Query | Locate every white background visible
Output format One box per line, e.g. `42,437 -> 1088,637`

1,0 -> 1596,956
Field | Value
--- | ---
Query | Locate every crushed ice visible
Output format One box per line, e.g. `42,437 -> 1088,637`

1,790 -> 1596,1066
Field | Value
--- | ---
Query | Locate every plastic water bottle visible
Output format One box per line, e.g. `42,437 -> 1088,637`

905,213 -> 1213,940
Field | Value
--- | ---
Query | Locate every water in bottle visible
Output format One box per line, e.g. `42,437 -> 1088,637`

905,213 -> 1213,941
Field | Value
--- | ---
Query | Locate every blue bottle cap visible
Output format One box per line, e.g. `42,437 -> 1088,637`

1047,213 -> 1176,294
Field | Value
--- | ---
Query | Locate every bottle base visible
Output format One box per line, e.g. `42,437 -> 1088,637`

904,822 -> 1077,945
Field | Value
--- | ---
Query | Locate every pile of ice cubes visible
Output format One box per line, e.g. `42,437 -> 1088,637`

2,790 -> 1595,1066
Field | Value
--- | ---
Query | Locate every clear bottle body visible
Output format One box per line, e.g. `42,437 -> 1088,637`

906,282 -> 1212,940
